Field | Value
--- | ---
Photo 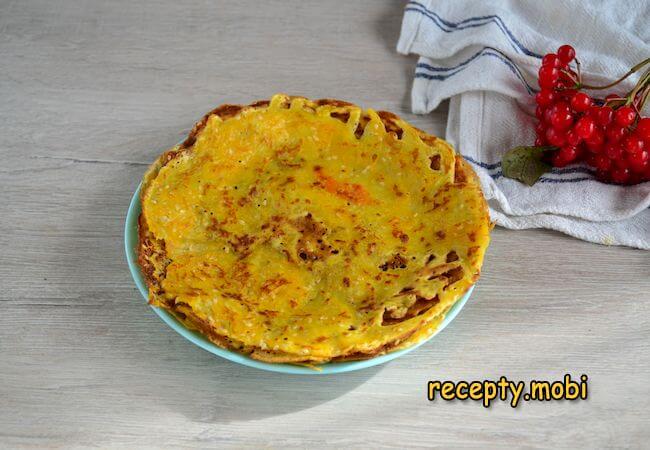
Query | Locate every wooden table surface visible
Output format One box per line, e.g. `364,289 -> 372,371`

2,1 -> 649,448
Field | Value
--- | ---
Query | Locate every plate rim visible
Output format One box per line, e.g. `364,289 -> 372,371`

124,182 -> 474,375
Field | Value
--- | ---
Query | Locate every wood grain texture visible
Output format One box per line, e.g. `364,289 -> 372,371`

0,0 -> 648,448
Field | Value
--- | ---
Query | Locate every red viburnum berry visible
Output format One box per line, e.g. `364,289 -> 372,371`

591,154 -> 612,171
585,128 -> 605,152
635,117 -> 650,142
546,127 -> 567,147
539,65 -> 560,89
543,106 -> 555,124
541,53 -> 561,68
627,150 -> 649,173
622,135 -> 645,154
595,106 -> 614,127
566,129 -> 582,146
609,167 -> 630,184
606,124 -> 628,143
557,45 -> 576,63
570,92 -> 592,113
559,145 -> 578,161
552,146 -> 577,167
614,106 -> 637,127
550,107 -> 574,131
605,142 -> 624,160
574,116 -> 596,139
536,90 -> 556,107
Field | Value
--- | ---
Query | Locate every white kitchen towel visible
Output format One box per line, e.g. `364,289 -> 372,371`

397,0 -> 650,249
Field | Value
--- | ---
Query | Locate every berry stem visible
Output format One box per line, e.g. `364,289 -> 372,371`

579,57 -> 650,90
636,83 -> 650,111
625,68 -> 650,107
560,68 -> 579,85
574,58 -> 582,83
603,96 -> 627,108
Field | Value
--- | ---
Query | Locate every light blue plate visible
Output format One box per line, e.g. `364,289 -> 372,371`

125,183 -> 474,374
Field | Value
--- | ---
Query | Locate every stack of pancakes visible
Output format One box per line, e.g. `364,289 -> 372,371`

138,94 -> 491,364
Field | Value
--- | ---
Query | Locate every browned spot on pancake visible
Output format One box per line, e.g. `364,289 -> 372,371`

330,111 -> 350,123
354,115 -> 370,138
377,111 -> 404,139
342,277 -> 350,287
206,217 -> 229,237
429,154 -> 441,170
231,262 -> 251,285
446,250 -> 459,263
182,103 -> 247,148
446,266 -> 464,282
261,277 -> 290,295
333,328 -> 419,361
392,228 -> 409,243
184,288 -> 207,298
422,262 -> 456,279
379,253 -> 408,271
431,193 -> 452,210
382,295 -> 439,325
395,287 -> 415,296
430,266 -> 465,289
376,110 -> 399,122
250,100 -> 270,108
170,305 -> 241,350
214,104 -> 244,119
237,185 -> 259,207
293,213 -> 334,262
222,292 -> 243,301
230,234 -> 256,255
315,98 -> 354,108
280,176 -> 295,187
436,231 -> 446,240
137,215 -> 171,298
454,157 -> 468,183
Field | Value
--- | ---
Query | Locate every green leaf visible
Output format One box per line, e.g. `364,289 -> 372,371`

501,146 -> 554,186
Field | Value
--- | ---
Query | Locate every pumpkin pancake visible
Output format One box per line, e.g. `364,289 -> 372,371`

138,94 -> 491,364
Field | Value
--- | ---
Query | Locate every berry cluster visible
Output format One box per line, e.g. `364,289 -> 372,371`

534,45 -> 650,185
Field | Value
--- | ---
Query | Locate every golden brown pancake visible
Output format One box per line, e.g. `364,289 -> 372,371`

138,94 -> 491,364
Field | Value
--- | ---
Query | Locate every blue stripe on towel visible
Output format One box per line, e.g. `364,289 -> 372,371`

539,177 -> 594,183
460,156 -> 599,183
550,167 -> 597,176
405,2 -> 542,58
460,154 -> 501,170
415,47 -> 537,94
